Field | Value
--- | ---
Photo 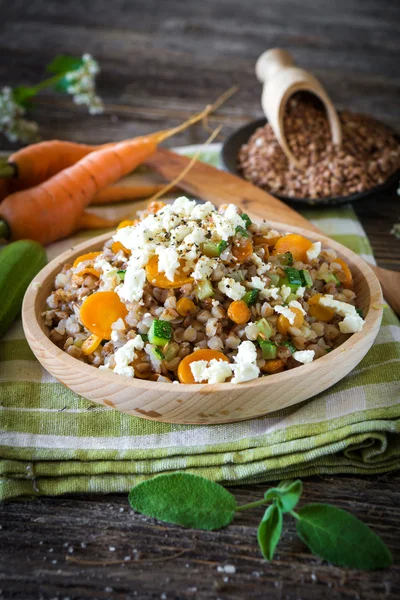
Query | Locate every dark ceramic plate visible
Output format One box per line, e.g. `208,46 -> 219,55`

221,117 -> 400,207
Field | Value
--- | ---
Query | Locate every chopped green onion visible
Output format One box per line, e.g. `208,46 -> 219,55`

259,340 -> 277,360
300,269 -> 313,288
148,319 -> 173,346
281,340 -> 297,354
256,318 -> 273,339
240,213 -> 252,229
202,240 -> 228,258
322,272 -> 341,285
195,279 -> 214,300
356,307 -> 364,318
235,225 -> 249,238
276,252 -> 293,266
242,289 -> 259,306
117,269 -> 126,281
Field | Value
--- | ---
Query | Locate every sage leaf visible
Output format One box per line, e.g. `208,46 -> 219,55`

264,480 -> 303,513
257,502 -> 283,560
128,473 -> 237,531
296,504 -> 393,570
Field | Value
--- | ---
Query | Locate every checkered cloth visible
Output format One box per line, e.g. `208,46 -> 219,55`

1,144 -> 399,500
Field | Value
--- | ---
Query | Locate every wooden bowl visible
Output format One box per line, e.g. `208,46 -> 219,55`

22,218 -> 383,425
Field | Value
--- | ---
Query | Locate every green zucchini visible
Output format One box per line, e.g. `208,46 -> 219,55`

259,340 -> 277,360
148,319 -> 172,346
242,289 -> 259,306
0,240 -> 47,338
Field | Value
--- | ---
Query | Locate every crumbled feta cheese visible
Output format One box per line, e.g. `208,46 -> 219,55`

306,242 -> 321,262
260,287 -> 280,300
192,256 -> 217,281
212,213 -> 236,240
274,305 -> 296,324
251,253 -> 271,275
117,265 -> 146,302
145,343 -> 163,371
319,294 -> 365,333
264,229 -> 280,240
114,336 -> 144,377
293,350 -> 315,364
171,196 -> 196,217
339,315 -> 365,334
288,300 -> 306,315
244,322 -> 260,341
184,226 -> 207,246
295,286 -> 305,298
190,359 -> 233,384
280,285 -> 291,302
249,276 -> 265,290
231,341 -> 260,384
156,246 -> 180,282
190,360 -> 209,382
191,201 -> 215,220
218,277 -> 246,300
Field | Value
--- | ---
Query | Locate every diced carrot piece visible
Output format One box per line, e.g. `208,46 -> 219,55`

332,258 -> 353,289
227,300 -> 251,324
80,291 -> 128,339
308,293 -> 335,322
273,234 -> 313,263
111,241 -> 131,256
117,219 -> 138,230
177,349 -> 229,384
146,255 -> 193,289
262,358 -> 285,374
253,235 -> 270,259
232,238 -> 253,263
72,251 -> 101,278
147,200 -> 166,214
81,333 -> 103,355
276,307 -> 304,335
176,297 -> 197,316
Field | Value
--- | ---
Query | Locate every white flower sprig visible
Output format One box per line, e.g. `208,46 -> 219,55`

64,54 -> 104,115
0,87 -> 39,144
0,53 -> 104,144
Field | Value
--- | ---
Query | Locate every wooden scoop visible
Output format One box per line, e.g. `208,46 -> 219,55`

255,48 -> 342,167
146,149 -> 400,316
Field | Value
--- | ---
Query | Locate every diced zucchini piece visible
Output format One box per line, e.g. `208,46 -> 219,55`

235,225 -> 249,238
154,347 -> 165,359
148,319 -> 173,346
195,279 -> 214,300
240,213 -> 252,229
230,270 -> 245,282
322,272 -> 341,285
140,333 -> 148,342
256,318 -> 273,339
356,307 -> 364,318
243,289 -> 259,306
281,340 -> 297,354
269,273 -> 280,286
276,252 -> 293,266
300,269 -> 313,287
203,240 -> 228,257
286,293 -> 297,304
259,340 -> 277,360
163,342 -> 178,362
117,270 -> 126,281
284,267 -> 303,287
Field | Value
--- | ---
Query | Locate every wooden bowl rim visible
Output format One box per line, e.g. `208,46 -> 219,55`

22,218 -> 383,396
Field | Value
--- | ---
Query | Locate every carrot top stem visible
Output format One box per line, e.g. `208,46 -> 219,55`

0,219 -> 11,240
0,160 -> 16,179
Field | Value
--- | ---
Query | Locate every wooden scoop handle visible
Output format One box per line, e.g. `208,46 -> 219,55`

255,48 -> 342,167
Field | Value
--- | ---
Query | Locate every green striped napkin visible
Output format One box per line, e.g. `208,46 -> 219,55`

1,144 -> 399,501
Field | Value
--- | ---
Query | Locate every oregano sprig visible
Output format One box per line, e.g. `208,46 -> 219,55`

128,473 -> 392,570
0,54 -> 103,144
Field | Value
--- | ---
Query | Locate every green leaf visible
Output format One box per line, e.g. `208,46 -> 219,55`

264,480 -> 303,513
257,503 -> 283,560
12,86 -> 37,107
296,504 -> 393,570
128,473 -> 237,531
46,55 -> 84,75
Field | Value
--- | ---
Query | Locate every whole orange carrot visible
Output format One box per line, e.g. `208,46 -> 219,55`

0,111 -> 207,245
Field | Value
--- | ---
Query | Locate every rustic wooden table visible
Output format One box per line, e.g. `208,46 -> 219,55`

1,1 -> 399,598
